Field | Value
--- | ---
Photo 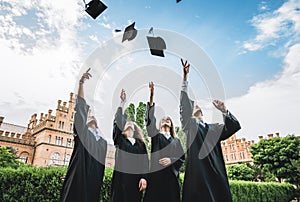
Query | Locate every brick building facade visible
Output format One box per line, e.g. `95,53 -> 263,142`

0,93 -> 115,167
221,134 -> 255,165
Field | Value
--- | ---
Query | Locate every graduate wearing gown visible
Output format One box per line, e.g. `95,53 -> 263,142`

110,89 -> 149,202
60,69 -> 107,202
179,59 -> 241,202
144,82 -> 185,202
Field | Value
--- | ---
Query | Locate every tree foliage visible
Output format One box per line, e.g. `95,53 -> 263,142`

124,103 -> 135,122
0,146 -> 22,168
250,135 -> 300,185
227,163 -> 255,181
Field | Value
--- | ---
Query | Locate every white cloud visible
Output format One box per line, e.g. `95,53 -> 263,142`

0,0 -> 87,125
231,0 -> 300,141
243,0 -> 300,51
100,22 -> 112,29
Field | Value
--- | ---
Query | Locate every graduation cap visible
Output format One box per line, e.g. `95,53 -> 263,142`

122,22 -> 138,42
84,0 -> 107,20
146,27 -> 167,57
176,0 -> 182,2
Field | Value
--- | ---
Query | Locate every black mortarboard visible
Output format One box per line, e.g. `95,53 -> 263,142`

85,0 -> 107,20
176,0 -> 182,2
122,22 -> 138,42
147,28 -> 166,57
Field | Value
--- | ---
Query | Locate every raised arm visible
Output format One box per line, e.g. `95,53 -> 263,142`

213,100 -> 241,141
74,69 -> 92,136
113,89 -> 127,146
180,59 -> 194,133
145,82 -> 159,137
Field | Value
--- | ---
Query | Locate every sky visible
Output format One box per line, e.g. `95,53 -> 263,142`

0,0 -> 299,143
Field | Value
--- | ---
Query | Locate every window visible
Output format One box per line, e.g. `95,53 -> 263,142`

231,153 -> 236,160
48,135 -> 51,143
19,152 -> 29,164
64,154 -> 70,166
224,154 -> 228,162
61,122 -> 64,129
71,112 -> 74,119
64,114 -> 67,118
70,123 -> 73,131
66,139 -> 72,147
49,152 -> 60,165
55,136 -> 63,145
58,121 -> 61,128
240,152 -> 245,159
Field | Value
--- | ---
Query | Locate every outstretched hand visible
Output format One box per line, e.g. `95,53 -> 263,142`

212,100 -> 227,113
80,68 -> 92,84
120,89 -> 126,103
181,59 -> 190,80
149,82 -> 154,106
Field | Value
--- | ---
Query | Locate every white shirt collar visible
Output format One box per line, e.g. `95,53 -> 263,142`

88,128 -> 101,141
127,137 -> 136,145
162,132 -> 171,140
196,119 -> 206,127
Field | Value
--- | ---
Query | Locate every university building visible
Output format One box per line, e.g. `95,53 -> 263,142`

0,93 -> 115,167
221,134 -> 255,165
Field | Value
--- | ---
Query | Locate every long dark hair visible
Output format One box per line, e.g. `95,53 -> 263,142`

158,116 -> 177,138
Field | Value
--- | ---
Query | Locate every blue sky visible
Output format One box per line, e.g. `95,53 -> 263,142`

0,0 -> 299,142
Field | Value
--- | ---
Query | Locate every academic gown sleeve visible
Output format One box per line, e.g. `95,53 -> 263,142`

219,111 -> 241,141
73,96 -> 89,138
113,107 -> 127,146
145,102 -> 159,137
180,91 -> 194,133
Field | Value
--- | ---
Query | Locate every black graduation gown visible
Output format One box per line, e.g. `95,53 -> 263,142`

110,107 -> 149,202
60,96 -> 107,202
144,103 -> 185,202
180,91 -> 241,202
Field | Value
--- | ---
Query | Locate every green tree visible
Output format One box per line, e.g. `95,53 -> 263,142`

227,163 -> 255,181
125,103 -> 135,122
250,135 -> 300,185
175,126 -> 187,173
125,102 -> 150,151
136,102 -> 146,129
248,164 -> 276,182
0,146 -> 22,168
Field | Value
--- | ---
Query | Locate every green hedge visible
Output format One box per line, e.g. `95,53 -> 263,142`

0,166 -> 296,202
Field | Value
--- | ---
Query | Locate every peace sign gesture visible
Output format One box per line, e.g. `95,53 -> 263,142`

181,59 -> 190,80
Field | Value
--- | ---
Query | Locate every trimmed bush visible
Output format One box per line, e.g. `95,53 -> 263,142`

0,166 -> 296,202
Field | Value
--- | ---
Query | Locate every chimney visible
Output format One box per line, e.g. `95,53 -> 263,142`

267,134 -> 273,139
57,100 -> 62,110
0,116 -> 4,127
275,132 -> 280,137
242,138 -> 246,142
251,140 -> 255,144
258,136 -> 263,140
48,110 -> 52,118
63,102 -> 67,110
39,113 -> 44,122
69,92 -> 74,103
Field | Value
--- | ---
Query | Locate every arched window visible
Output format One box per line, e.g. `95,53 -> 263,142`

49,152 -> 60,165
19,152 -> 29,163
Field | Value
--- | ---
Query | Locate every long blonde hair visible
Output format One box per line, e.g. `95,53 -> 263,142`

158,116 -> 177,138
